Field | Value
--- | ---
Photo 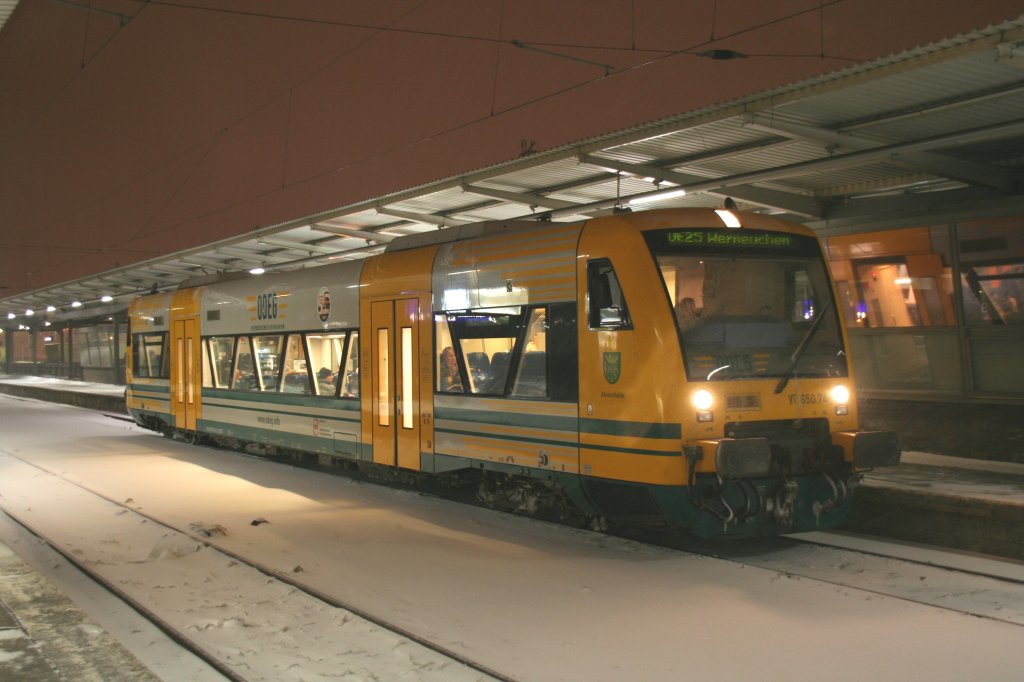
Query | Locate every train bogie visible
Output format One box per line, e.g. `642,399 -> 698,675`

126,208 -> 899,538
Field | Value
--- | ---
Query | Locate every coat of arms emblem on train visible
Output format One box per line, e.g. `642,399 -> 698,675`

317,287 -> 331,323
603,352 -> 621,384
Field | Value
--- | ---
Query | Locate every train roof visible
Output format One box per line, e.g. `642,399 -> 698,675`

383,208 -> 815,255
384,219 -> 559,253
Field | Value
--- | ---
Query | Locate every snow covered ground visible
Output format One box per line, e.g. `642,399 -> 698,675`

1,394 -> 1023,681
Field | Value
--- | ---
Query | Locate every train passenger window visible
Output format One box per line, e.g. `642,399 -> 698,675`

434,316 -> 463,393
232,337 -> 258,391
132,333 -> 168,379
341,331 -> 360,398
307,332 -> 346,397
547,302 -> 578,402
437,309 -> 524,395
587,259 -> 632,330
280,334 -> 311,394
208,337 -> 235,388
512,309 -> 547,397
253,335 -> 283,391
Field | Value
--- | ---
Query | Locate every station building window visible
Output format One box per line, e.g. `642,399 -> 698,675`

826,226 -> 960,395
957,216 -> 1024,396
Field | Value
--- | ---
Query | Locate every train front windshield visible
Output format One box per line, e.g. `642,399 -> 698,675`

645,228 -> 848,382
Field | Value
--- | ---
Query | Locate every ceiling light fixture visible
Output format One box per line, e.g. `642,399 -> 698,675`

628,188 -> 687,206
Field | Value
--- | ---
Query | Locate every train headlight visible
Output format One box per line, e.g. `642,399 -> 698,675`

692,389 -> 714,411
692,389 -> 714,422
831,384 -> 850,415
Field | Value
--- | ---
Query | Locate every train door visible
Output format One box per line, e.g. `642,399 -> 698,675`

170,317 -> 201,433
370,297 -> 422,470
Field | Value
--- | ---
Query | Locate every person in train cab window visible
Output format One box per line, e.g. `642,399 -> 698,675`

439,346 -> 462,392
676,296 -> 701,330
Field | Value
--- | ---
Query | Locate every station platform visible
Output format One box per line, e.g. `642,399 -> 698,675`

0,538 -> 159,681
0,375 -> 1022,680
0,374 -> 1022,563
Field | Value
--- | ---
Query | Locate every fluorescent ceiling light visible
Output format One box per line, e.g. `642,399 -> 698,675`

628,188 -> 686,206
249,267 -> 266,275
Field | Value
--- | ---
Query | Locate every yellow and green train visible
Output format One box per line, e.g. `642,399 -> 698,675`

126,207 -> 899,538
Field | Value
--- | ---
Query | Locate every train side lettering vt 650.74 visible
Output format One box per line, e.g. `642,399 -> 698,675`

125,208 -> 900,538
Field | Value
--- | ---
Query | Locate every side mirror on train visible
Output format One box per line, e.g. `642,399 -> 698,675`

599,307 -> 624,327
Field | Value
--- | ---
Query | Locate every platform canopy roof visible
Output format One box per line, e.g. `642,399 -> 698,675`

4,17 -> 1024,321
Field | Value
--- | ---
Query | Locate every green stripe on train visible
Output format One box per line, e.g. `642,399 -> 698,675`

202,387 -> 361,409
197,418 -> 370,460
435,406 -> 680,440
202,399 -> 360,424
435,406 -> 576,431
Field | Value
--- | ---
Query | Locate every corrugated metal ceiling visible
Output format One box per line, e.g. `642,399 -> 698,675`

4,16 -> 1024,321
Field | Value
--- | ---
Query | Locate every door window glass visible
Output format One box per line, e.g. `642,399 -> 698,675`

377,328 -> 390,426
401,327 -> 414,429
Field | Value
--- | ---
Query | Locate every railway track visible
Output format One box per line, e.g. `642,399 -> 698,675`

663,530 -> 1024,627
0,450 -> 507,682
3,419 -> 1024,680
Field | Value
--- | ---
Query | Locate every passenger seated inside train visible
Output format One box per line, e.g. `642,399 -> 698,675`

234,354 -> 257,390
316,366 -> 339,395
282,370 -> 311,394
439,346 -> 463,392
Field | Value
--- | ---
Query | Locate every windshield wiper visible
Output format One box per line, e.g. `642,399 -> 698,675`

774,298 -> 833,394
